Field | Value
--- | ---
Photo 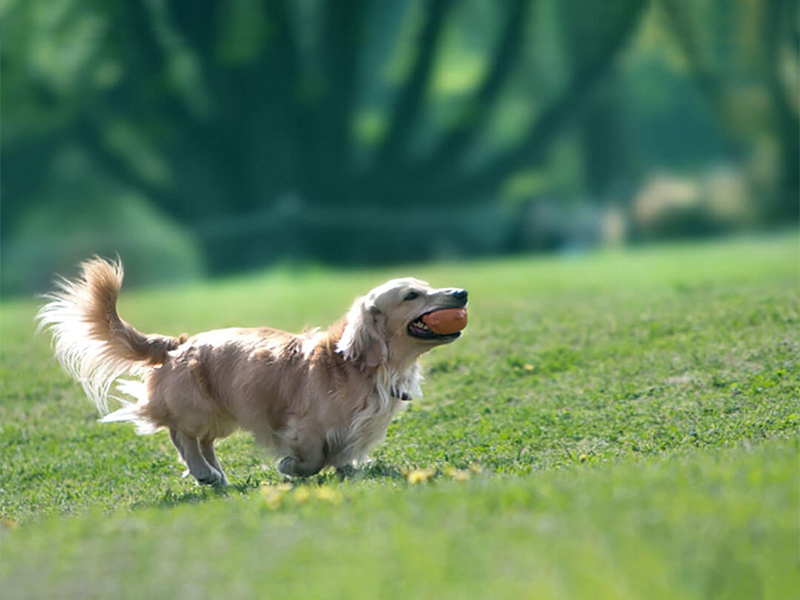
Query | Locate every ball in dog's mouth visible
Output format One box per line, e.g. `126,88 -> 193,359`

408,308 -> 468,339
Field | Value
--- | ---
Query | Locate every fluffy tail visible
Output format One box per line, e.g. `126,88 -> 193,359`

36,258 -> 185,414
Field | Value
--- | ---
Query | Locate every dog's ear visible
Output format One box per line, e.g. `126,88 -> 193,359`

337,297 -> 387,368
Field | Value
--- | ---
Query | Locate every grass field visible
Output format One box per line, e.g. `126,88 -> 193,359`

1,234 -> 798,599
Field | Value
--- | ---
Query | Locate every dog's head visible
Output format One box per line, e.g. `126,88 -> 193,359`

337,278 -> 468,368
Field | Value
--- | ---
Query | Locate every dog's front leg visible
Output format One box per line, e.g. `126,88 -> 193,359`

277,438 -> 326,478
277,455 -> 325,478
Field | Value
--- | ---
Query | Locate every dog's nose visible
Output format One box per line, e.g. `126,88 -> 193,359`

450,289 -> 468,303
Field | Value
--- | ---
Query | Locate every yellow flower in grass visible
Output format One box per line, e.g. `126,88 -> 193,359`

314,486 -> 343,505
260,482 -> 293,509
405,467 -> 435,485
259,482 -> 293,493
261,491 -> 283,510
444,466 -> 471,482
292,486 -> 312,505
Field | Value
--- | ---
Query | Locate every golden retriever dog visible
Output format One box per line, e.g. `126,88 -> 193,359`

37,258 -> 468,485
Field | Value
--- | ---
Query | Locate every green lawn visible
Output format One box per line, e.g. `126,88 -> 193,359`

1,234 -> 798,599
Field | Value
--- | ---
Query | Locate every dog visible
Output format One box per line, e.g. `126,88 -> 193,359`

37,258 -> 468,485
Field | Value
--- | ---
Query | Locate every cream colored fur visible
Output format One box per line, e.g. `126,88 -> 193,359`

37,258 -> 467,485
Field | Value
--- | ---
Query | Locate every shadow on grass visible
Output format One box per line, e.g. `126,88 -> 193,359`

129,477 -> 261,511
342,461 -> 407,483
131,462 -> 407,512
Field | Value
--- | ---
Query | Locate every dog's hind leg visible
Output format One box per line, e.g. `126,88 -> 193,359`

169,428 -> 189,466
171,430 -> 225,486
169,428 -> 196,481
199,438 -> 229,486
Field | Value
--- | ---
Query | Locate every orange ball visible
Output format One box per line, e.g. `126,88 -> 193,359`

422,308 -> 468,334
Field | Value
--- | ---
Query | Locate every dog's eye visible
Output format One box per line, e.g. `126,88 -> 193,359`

403,291 -> 420,302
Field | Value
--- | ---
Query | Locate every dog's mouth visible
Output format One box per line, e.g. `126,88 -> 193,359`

407,307 -> 467,341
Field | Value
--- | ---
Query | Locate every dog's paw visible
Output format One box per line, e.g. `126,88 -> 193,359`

277,456 -> 323,478
277,456 -> 297,477
195,468 -> 227,487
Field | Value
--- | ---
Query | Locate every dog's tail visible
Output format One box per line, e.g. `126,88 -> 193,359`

36,257 -> 185,415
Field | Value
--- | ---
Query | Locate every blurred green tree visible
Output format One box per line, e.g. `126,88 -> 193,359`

658,0 -> 799,221
2,0 -> 648,274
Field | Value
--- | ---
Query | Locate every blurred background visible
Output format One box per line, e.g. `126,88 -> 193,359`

2,0 -> 798,296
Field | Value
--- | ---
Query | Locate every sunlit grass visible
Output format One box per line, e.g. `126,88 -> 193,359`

1,234 -> 798,598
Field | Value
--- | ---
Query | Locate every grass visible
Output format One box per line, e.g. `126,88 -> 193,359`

1,234 -> 798,599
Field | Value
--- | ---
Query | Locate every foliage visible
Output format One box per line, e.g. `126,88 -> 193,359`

2,0 -> 796,290
655,0 -> 799,220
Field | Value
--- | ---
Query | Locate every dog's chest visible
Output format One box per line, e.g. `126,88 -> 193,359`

330,394 -> 401,466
